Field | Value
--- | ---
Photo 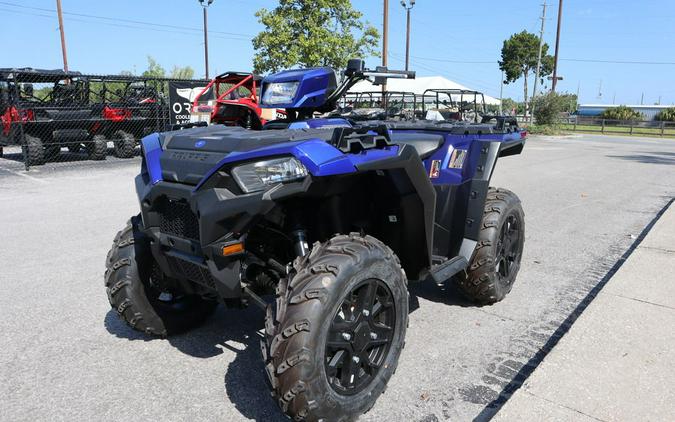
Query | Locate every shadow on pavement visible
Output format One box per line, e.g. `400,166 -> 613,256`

104,305 -> 286,420
1,147 -> 139,166
408,277 -> 475,311
607,152 -> 675,166
102,279 -> 474,421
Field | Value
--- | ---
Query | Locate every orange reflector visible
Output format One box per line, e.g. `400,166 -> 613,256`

221,243 -> 244,256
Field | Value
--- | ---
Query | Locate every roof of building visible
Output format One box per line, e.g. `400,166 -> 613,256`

348,76 -> 501,105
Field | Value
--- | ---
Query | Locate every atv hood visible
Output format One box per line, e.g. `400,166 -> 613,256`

159,125 -> 337,185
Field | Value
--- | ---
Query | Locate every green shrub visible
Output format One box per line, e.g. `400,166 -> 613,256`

600,105 -> 643,121
532,92 -> 566,125
655,107 -> 675,122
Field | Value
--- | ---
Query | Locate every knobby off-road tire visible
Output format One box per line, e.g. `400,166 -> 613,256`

263,233 -> 409,422
113,130 -> 136,158
105,215 -> 218,336
456,188 -> 525,304
45,145 -> 61,161
22,135 -> 45,166
87,135 -> 107,161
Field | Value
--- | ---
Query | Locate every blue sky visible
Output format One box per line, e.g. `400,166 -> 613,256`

2,0 -> 674,105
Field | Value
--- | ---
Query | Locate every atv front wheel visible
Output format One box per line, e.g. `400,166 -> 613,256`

113,130 -> 136,158
105,215 -> 218,336
87,135 -> 107,161
455,188 -> 524,304
263,233 -> 408,421
22,135 -> 45,166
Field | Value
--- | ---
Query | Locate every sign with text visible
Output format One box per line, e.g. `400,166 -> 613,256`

168,81 -> 213,125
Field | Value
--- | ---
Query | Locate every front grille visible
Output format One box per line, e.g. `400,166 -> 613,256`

167,256 -> 216,289
159,200 -> 200,240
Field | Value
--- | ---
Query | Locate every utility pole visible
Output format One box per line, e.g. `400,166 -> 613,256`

198,0 -> 214,80
551,0 -> 563,92
55,0 -> 69,72
382,0 -> 389,96
530,1 -> 547,120
499,69 -> 504,115
401,0 -> 415,71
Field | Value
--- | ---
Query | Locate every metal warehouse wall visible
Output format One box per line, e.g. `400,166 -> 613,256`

577,104 -> 674,120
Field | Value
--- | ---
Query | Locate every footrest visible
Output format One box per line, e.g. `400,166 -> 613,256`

430,256 -> 468,285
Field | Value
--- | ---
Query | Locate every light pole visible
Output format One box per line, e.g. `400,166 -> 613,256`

400,0 -> 415,71
198,0 -> 214,80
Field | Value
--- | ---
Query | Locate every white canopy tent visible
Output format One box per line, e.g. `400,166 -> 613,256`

347,76 -> 501,105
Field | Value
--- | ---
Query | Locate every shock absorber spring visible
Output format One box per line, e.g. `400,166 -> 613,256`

292,229 -> 309,257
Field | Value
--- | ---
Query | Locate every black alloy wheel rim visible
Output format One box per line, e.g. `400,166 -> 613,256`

324,278 -> 396,395
496,213 -> 522,281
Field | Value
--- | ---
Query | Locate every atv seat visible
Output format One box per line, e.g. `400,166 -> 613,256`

390,132 -> 444,159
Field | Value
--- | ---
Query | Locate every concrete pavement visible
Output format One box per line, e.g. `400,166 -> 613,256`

493,200 -> 675,422
1,134 -> 675,421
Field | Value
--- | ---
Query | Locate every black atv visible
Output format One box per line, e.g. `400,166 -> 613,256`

105,60 -> 526,421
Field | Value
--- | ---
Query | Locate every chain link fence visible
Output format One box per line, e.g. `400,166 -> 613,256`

0,68 -> 212,170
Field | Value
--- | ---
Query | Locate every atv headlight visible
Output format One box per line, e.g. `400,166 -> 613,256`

261,81 -> 299,106
231,157 -> 307,193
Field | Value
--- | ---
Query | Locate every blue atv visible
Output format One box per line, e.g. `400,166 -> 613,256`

105,59 -> 526,421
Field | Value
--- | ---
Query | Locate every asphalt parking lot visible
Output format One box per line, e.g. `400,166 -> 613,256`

1,134 -> 674,422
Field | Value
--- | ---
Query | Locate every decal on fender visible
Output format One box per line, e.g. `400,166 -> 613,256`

430,160 -> 441,178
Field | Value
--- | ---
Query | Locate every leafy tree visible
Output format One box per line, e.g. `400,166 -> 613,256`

170,65 -> 195,80
252,0 -> 379,74
499,31 -> 554,114
600,105 -> 643,121
141,56 -> 166,78
501,98 -> 525,115
655,107 -> 675,122
557,92 -> 578,113
532,92 -> 566,125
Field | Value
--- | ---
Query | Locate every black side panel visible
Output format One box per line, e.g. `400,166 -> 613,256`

464,140 -> 500,241
355,144 -> 435,274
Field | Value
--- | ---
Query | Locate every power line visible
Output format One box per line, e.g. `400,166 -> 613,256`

411,55 -> 495,64
0,1 -> 254,39
0,7 -> 251,42
560,58 -> 675,65
390,52 -> 500,95
413,55 -> 675,66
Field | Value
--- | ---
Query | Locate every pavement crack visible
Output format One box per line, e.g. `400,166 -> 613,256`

609,293 -> 675,311
639,245 -> 675,254
522,390 -> 609,422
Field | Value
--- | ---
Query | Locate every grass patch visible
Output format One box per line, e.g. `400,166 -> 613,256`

525,124 -> 568,136
559,123 -> 675,138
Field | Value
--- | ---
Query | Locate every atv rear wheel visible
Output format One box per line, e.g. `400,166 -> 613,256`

263,233 -> 408,421
45,145 -> 61,161
87,135 -> 107,161
455,188 -> 524,304
113,130 -> 136,158
105,215 -> 218,336
22,135 -> 45,166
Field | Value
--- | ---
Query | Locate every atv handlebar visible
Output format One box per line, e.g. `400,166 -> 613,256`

323,66 -> 415,111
